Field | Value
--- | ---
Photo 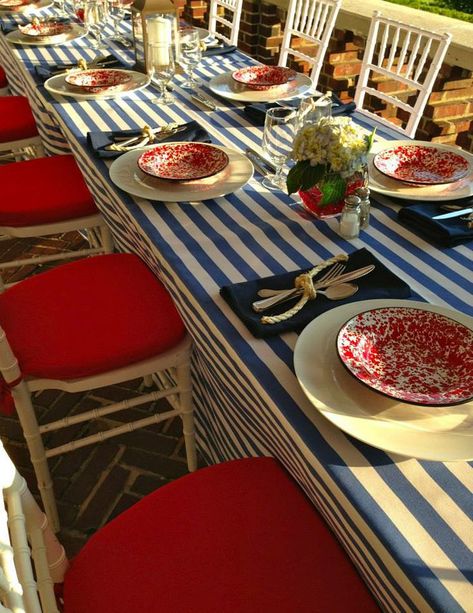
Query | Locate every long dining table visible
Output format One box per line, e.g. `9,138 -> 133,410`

1,8 -> 472,612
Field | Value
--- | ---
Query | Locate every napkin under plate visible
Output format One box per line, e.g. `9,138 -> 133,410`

87,120 -> 211,159
398,201 -> 473,247
35,55 -> 123,81
244,94 -> 356,127
220,248 -> 412,338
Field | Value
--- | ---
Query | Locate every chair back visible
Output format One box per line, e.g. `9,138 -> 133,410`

354,11 -> 451,138
0,439 -> 68,613
208,0 -> 243,46
278,0 -> 342,85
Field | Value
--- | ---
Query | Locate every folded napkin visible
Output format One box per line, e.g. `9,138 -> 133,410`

203,44 -> 237,57
35,55 -> 123,81
244,94 -> 356,127
398,201 -> 473,247
87,120 -> 211,159
220,248 -> 412,338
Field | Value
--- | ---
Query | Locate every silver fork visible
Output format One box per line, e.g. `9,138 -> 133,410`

252,262 -> 345,312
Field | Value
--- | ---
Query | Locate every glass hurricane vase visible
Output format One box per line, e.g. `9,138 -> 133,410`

298,166 -> 368,219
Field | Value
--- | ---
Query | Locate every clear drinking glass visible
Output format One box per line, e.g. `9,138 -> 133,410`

107,0 -> 131,46
262,107 -> 298,191
147,41 -> 175,105
297,93 -> 332,129
83,0 -> 108,49
179,27 -> 202,89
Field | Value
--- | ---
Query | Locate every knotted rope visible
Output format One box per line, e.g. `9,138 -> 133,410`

261,253 -> 348,325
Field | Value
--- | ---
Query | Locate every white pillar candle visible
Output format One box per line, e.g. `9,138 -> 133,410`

147,17 -> 172,65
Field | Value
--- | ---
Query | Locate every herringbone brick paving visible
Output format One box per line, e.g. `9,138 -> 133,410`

0,231 -> 199,557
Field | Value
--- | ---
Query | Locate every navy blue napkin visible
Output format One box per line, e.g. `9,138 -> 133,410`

398,201 -> 473,247
203,44 -> 237,57
244,94 -> 356,127
220,248 -> 412,338
87,120 -> 211,159
35,55 -> 122,81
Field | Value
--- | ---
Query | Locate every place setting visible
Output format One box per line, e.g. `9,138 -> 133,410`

0,0 -> 52,14
293,298 -> 473,462
367,140 -> 473,246
207,64 -> 313,103
108,138 -> 254,202
4,15 -> 86,44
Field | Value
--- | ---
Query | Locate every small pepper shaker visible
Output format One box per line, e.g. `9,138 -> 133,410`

355,186 -> 370,230
339,195 -> 361,239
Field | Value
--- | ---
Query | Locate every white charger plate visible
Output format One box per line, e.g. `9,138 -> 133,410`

5,23 -> 86,45
44,69 -> 150,100
294,299 -> 473,462
208,71 -> 312,103
368,140 -> 473,201
109,143 -> 254,202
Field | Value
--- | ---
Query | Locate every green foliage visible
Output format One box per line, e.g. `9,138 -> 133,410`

383,0 -> 473,22
319,174 -> 347,206
286,161 -> 325,194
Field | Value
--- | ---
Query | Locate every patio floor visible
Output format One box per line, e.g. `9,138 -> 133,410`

0,231 -> 200,557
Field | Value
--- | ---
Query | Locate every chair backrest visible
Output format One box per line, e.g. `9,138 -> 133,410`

0,439 -> 68,613
354,11 -> 452,138
278,0 -> 342,85
208,0 -> 243,46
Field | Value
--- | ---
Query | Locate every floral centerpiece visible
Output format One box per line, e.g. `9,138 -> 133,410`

286,116 -> 375,218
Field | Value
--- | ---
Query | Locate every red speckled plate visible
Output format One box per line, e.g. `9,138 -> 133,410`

232,66 -> 297,90
373,144 -> 470,185
336,307 -> 473,406
137,143 -> 230,181
19,21 -> 72,37
65,69 -> 132,92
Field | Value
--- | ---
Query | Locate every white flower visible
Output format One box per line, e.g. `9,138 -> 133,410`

292,116 -> 371,174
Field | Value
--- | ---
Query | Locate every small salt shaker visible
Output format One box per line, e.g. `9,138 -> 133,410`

339,195 -> 361,239
356,186 -> 370,230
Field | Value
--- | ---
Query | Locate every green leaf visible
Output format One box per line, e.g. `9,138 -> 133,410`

300,164 -> 325,191
319,174 -> 346,206
365,128 -> 376,153
286,161 -> 310,195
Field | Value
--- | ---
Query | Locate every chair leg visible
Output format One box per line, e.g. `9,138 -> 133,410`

12,383 -> 60,532
143,375 -> 154,388
100,225 -> 114,254
176,361 -> 197,472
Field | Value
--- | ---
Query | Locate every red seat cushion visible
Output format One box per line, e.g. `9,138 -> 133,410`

0,66 -> 7,88
0,254 -> 186,379
0,155 -> 98,227
0,96 -> 38,143
63,457 -> 379,613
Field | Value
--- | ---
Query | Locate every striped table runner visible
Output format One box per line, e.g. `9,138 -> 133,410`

1,13 -> 472,612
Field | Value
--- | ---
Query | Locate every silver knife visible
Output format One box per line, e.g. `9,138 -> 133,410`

191,92 -> 217,111
245,147 -> 277,174
432,207 -> 473,220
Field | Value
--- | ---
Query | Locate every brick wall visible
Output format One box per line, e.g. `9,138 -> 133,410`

184,0 -> 473,151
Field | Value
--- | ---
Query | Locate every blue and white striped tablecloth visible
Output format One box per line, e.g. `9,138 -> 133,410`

1,12 -> 472,612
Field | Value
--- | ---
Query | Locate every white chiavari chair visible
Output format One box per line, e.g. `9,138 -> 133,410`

208,0 -> 243,46
354,11 -> 452,138
0,438 -> 68,613
1,449 -> 379,612
278,0 -> 342,86
0,97 -> 44,160
0,155 -> 114,290
0,253 -> 196,532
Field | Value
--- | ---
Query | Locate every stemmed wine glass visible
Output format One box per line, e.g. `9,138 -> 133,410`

262,107 -> 298,191
107,0 -> 132,47
179,27 -> 202,89
147,41 -> 175,105
83,0 -> 108,50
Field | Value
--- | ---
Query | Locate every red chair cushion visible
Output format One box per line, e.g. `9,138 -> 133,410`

0,155 -> 98,227
0,66 -> 7,88
0,254 -> 186,379
0,96 -> 38,143
63,457 -> 379,613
